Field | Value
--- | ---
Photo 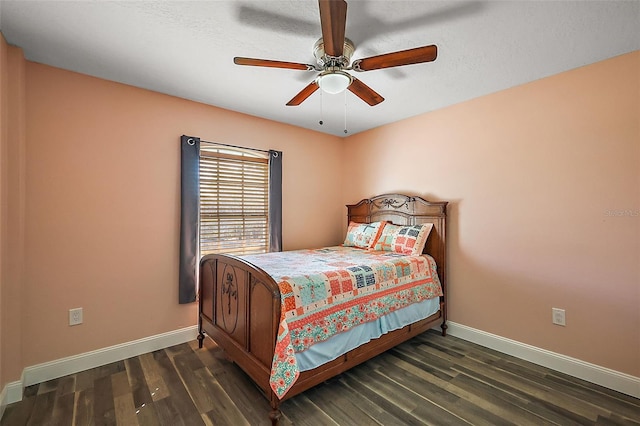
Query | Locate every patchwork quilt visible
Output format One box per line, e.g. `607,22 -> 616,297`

241,246 -> 443,398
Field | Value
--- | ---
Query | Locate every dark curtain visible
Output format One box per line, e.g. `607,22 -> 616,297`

179,135 -> 200,304
269,150 -> 283,252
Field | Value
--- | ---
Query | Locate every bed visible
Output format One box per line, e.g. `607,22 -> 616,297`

197,193 -> 448,424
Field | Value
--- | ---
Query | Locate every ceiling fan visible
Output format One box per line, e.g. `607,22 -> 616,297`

233,0 -> 438,107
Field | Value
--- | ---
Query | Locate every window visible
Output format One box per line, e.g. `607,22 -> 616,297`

199,145 -> 269,256
179,134 -> 281,304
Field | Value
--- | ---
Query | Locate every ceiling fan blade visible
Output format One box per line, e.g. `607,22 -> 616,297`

353,45 -> 438,72
348,78 -> 384,106
319,0 -> 347,57
286,81 -> 319,106
234,57 -> 314,71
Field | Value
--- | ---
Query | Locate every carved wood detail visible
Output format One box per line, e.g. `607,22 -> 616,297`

220,265 -> 238,334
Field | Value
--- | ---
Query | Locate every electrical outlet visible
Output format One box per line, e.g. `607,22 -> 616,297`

552,308 -> 566,326
69,308 -> 83,326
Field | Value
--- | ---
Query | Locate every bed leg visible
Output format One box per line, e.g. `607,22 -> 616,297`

197,331 -> 205,349
269,408 -> 281,426
441,321 -> 448,337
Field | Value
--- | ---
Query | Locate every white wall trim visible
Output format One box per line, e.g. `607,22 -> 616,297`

446,321 -> 640,399
0,385 -> 5,420
23,325 -> 199,387
1,325 -> 198,413
1,380 -> 25,415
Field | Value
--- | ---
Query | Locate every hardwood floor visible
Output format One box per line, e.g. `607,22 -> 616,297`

2,330 -> 639,425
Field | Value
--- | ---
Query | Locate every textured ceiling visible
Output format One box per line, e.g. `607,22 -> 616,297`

1,0 -> 639,137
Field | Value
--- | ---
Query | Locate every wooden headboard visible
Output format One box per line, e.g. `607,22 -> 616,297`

347,194 -> 448,289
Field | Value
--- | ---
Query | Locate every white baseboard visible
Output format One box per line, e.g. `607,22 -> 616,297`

0,380 -> 23,411
1,325 -> 198,410
445,321 -> 640,399
0,386 -> 4,421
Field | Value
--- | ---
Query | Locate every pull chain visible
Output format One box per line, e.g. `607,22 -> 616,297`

343,90 -> 348,134
319,90 -> 324,126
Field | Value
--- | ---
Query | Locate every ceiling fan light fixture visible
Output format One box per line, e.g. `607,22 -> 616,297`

317,71 -> 352,94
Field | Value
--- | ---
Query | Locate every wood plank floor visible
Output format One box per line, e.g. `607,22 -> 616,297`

2,330 -> 639,425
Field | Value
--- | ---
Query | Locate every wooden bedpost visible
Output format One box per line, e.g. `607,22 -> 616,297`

269,407 -> 282,426
197,276 -> 205,348
441,300 -> 448,337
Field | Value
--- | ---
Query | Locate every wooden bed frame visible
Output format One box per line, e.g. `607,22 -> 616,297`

197,194 -> 448,424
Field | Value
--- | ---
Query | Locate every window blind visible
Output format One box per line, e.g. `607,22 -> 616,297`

199,149 -> 269,256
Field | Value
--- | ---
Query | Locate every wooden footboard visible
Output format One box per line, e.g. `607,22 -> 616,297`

198,254 -> 280,398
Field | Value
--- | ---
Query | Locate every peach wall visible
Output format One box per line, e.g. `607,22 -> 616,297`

1,35 -> 27,390
22,63 -> 343,367
343,51 -> 640,376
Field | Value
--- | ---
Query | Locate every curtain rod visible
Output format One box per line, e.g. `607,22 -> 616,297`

199,138 -> 269,154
